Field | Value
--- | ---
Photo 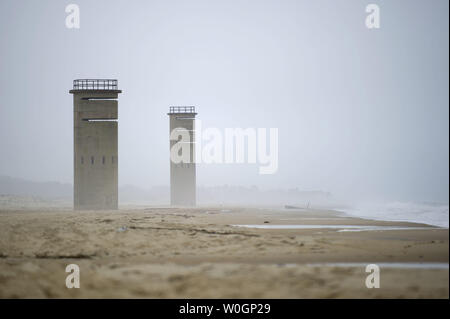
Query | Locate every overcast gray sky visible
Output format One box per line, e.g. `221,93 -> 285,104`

0,0 -> 448,203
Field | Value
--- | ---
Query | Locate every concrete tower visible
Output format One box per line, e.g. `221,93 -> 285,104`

168,106 -> 197,206
70,79 -> 121,210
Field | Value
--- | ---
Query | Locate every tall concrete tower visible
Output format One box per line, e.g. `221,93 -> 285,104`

168,106 -> 197,206
70,79 -> 121,210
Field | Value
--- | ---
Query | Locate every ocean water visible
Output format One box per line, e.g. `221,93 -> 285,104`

338,202 -> 449,228
233,224 -> 432,231
305,262 -> 449,270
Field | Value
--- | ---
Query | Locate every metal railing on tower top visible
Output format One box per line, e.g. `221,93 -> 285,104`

169,106 -> 196,114
73,79 -> 118,90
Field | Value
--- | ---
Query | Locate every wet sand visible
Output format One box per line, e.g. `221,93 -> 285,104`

0,207 -> 448,298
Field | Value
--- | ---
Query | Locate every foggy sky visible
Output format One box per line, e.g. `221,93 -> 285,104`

0,0 -> 448,203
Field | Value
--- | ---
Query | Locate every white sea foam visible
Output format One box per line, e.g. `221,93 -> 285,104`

338,202 -> 449,228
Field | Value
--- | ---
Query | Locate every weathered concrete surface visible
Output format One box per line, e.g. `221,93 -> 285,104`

169,112 -> 197,206
70,90 -> 121,210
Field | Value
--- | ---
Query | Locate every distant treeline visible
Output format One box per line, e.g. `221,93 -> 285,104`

0,175 -> 336,207
0,175 -> 72,199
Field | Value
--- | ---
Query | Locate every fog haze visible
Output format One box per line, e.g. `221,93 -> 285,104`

0,0 -> 448,204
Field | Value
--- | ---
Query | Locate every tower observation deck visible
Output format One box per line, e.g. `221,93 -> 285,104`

70,79 -> 121,210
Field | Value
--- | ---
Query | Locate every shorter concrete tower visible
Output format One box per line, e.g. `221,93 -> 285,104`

70,79 -> 121,210
168,106 -> 197,206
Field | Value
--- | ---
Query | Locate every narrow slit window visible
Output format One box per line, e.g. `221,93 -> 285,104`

81,156 -> 84,164
91,156 -> 94,165
102,156 -> 105,164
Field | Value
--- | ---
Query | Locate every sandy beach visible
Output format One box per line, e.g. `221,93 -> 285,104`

0,207 -> 448,298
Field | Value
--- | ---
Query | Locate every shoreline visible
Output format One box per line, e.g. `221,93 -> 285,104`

334,206 -> 449,229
